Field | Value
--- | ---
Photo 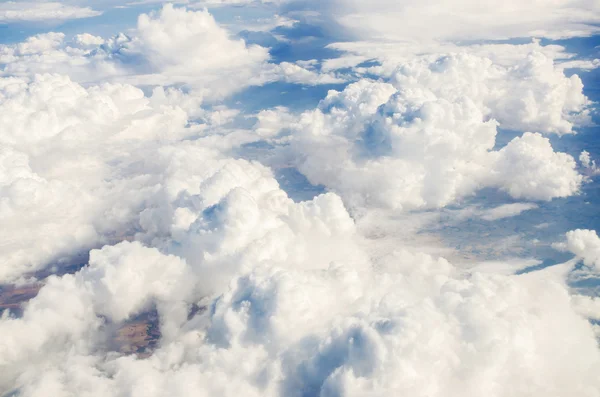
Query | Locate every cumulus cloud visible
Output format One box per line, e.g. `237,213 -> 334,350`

388,52 -> 590,135
0,73 -> 219,282
131,5 -> 269,90
0,5 -> 341,99
552,229 -> 600,292
269,51 -> 585,210
320,42 -> 592,133
0,69 -> 342,283
3,216 -> 600,396
0,2 -> 101,23
0,128 -> 375,394
562,229 -> 600,271
493,132 -> 583,200
2,70 -> 595,395
0,6 -> 270,97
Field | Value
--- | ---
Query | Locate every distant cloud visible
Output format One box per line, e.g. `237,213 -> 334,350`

0,2 -> 101,23
0,5 -> 340,99
323,0 -> 600,41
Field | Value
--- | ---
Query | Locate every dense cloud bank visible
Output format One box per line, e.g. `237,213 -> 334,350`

1,3 -> 600,397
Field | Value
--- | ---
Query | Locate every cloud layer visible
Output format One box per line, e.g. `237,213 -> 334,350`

0,2 -> 599,397
3,206 -> 600,396
0,2 -> 101,23
324,0 -> 600,40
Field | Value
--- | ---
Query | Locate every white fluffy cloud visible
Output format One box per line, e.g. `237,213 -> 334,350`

0,2 -> 101,23
2,213 -> 600,396
0,6 -> 271,97
0,5 -> 342,98
129,5 -> 270,93
493,132 -> 582,200
0,70 -> 343,283
320,43 -> 591,135
553,230 -> 600,293
2,70 -> 596,396
0,73 -> 245,282
562,229 -> 600,271
270,50 -> 586,210
388,51 -> 590,135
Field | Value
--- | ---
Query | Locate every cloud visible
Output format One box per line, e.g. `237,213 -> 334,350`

321,0 -> 600,41
322,43 -> 592,135
493,132 -> 583,200
261,62 -> 346,85
269,50 -> 585,210
0,2 -> 599,396
131,5 -> 269,90
3,225 -> 600,396
2,70 -> 594,396
553,230 -> 600,289
580,150 -> 600,176
0,132 -> 375,394
0,2 -> 101,23
0,70 -> 341,283
0,5 -> 341,99
478,203 -> 539,221
388,51 -> 590,135
0,73 -> 207,282
562,229 -> 600,271
0,5 -> 270,97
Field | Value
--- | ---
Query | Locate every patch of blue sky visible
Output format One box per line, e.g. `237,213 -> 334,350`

543,34 -> 600,59
274,167 -> 327,203
268,22 -> 344,62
